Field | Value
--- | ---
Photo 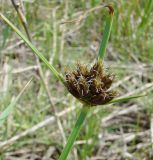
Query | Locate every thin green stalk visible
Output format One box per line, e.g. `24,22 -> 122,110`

139,0 -> 153,30
0,78 -> 32,126
98,6 -> 114,60
58,94 -> 144,160
59,106 -> 89,160
108,94 -> 145,105
0,13 -> 65,84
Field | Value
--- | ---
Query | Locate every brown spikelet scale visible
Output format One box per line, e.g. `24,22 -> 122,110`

65,60 -> 117,106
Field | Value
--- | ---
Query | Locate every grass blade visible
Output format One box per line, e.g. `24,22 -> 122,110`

0,78 -> 32,126
139,0 -> 153,30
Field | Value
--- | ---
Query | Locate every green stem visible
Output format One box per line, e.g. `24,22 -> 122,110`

139,0 -> 153,31
58,107 -> 89,160
0,13 -> 65,84
98,6 -> 114,60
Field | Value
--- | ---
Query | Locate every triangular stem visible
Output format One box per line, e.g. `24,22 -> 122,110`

58,107 -> 89,160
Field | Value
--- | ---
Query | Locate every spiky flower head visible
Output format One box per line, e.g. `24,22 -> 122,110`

65,60 -> 117,106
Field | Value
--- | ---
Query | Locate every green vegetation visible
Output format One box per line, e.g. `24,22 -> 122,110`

0,0 -> 153,159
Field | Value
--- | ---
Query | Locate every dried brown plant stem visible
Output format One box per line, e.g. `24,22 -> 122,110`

11,0 -> 31,41
11,0 -> 66,145
59,0 -> 68,67
50,7 -> 58,64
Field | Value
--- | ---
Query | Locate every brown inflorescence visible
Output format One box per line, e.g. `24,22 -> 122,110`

65,60 -> 117,106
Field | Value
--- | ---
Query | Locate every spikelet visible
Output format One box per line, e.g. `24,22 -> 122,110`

65,60 -> 117,106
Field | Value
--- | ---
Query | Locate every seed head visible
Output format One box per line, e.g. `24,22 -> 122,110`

65,60 -> 117,106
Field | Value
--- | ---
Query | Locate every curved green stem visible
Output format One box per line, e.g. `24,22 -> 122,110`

98,5 -> 114,60
0,13 -> 65,84
58,106 -> 89,160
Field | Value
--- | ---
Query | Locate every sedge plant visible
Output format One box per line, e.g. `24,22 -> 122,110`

0,4 -> 144,160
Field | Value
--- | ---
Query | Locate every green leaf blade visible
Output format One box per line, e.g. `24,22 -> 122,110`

107,94 -> 145,105
0,79 -> 32,126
